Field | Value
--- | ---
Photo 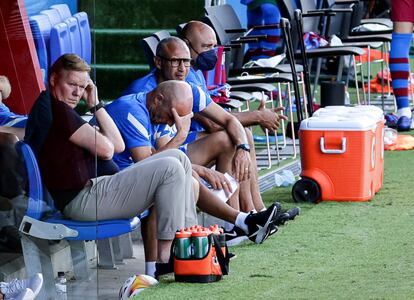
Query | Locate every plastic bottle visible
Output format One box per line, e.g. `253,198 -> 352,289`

192,229 -> 209,258
174,229 -> 192,259
55,271 -> 67,300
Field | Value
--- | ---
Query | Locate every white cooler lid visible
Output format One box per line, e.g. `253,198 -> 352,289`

300,115 -> 378,131
312,105 -> 384,122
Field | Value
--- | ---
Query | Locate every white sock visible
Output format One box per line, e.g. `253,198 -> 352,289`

260,207 -> 267,212
235,212 -> 249,234
250,209 -> 257,214
397,107 -> 412,118
145,261 -> 156,277
224,221 -> 234,231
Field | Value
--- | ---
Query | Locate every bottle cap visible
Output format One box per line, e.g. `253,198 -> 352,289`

175,229 -> 191,238
192,229 -> 208,237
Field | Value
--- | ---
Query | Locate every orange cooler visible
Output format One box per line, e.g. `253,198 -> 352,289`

313,106 -> 385,194
297,115 -> 378,202
353,106 -> 385,193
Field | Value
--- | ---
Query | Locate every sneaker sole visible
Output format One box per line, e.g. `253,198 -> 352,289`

251,205 -> 277,244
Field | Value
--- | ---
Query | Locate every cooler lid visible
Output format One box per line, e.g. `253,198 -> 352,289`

312,105 -> 384,122
300,115 -> 378,131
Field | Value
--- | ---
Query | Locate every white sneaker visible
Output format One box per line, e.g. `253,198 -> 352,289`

0,273 -> 43,299
11,288 -> 35,300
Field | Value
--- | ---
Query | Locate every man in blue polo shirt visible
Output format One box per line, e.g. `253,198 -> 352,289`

106,80 -> 280,277
123,35 -> 289,215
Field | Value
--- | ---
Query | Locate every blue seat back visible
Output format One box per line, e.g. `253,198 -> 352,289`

141,36 -> 158,68
16,141 -> 140,240
73,12 -> 91,63
152,30 -> 171,41
50,22 -> 71,65
15,142 -> 45,220
29,15 -> 49,82
65,17 -> 82,57
50,4 -> 72,21
40,9 -> 62,26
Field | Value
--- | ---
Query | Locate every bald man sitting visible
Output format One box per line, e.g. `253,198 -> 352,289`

105,80 -> 280,277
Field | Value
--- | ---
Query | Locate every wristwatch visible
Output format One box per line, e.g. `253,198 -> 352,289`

236,143 -> 250,152
89,101 -> 105,113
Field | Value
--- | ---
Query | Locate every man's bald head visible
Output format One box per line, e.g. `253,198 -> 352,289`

148,80 -> 193,125
181,21 -> 217,70
181,21 -> 216,44
156,37 -> 189,58
154,37 -> 191,82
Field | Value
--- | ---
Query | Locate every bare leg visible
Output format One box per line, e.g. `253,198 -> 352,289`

238,129 -> 265,212
157,240 -> 173,263
197,183 -> 239,222
141,207 -> 157,263
246,129 -> 266,211
393,22 -> 414,34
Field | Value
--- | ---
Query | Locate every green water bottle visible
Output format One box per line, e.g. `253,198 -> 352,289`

192,229 -> 209,258
174,229 -> 192,259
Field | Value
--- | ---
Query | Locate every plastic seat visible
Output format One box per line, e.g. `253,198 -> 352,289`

141,35 -> 159,68
50,4 -> 71,21
29,15 -> 50,82
49,22 -> 71,65
152,30 -> 171,41
16,141 -> 140,298
16,141 -> 140,240
40,8 -> 62,26
65,17 -> 82,58
73,12 -> 91,63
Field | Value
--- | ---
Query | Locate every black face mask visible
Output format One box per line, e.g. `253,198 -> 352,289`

194,48 -> 218,71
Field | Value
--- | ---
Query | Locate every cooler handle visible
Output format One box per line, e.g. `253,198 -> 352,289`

320,137 -> 347,154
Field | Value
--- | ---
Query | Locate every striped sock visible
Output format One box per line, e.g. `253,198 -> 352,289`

389,32 -> 412,118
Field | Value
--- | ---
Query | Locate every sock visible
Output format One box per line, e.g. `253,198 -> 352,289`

235,212 -> 249,234
145,261 -> 156,277
389,32 -> 412,114
224,221 -> 234,231
250,209 -> 257,214
260,207 -> 267,212
397,107 -> 412,118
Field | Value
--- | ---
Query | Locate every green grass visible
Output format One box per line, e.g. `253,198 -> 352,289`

135,148 -> 414,299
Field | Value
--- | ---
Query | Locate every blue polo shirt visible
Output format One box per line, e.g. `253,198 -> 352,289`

0,103 -> 27,128
105,92 -> 172,170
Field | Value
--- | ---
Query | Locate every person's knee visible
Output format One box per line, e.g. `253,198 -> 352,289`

162,149 -> 191,173
215,131 -> 235,151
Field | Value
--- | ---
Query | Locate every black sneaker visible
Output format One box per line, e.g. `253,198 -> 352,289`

243,202 -> 278,244
154,261 -> 174,279
272,203 -> 300,226
224,227 -> 249,246
228,252 -> 237,260
286,206 -> 300,221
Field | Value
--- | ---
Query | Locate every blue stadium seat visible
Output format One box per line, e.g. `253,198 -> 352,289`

16,141 -> 140,299
40,8 -> 62,26
49,22 -> 71,65
29,15 -> 50,82
73,12 -> 91,63
50,4 -> 72,21
65,17 -> 82,58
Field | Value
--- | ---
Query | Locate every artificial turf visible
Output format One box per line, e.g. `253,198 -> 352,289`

135,146 -> 414,299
